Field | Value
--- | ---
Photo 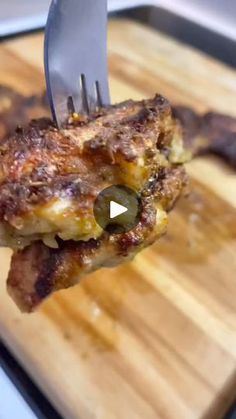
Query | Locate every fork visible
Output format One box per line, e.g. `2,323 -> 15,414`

44,0 -> 110,128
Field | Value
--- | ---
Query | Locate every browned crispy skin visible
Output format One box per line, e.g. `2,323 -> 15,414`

1,85 -> 234,166
1,95 -> 188,311
0,85 -> 49,141
8,166 -> 187,312
0,95 -> 186,235
2,87 -> 235,312
173,106 -> 236,168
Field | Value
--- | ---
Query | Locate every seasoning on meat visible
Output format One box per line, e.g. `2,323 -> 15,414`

173,106 -> 236,168
0,85 -> 49,141
0,94 -> 189,311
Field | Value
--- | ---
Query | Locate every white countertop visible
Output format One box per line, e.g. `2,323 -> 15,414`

0,0 -> 140,37
0,2 -> 235,417
0,0 -> 236,41
0,367 -> 36,419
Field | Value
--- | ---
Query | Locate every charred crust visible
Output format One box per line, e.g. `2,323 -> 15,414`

152,166 -> 189,210
172,106 -> 201,150
115,203 -> 157,256
200,113 -> 236,168
203,132 -> 236,168
8,238 -> 102,311
0,85 -> 50,142
173,106 -> 236,168
0,95 -> 179,220
3,91 -> 189,311
35,247 -> 60,299
7,241 -> 55,311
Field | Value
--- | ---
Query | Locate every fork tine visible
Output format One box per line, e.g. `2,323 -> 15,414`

83,75 -> 98,114
80,74 -> 90,114
67,96 -> 75,115
68,88 -> 83,117
44,0 -> 110,127
95,81 -> 103,108
95,75 -> 110,108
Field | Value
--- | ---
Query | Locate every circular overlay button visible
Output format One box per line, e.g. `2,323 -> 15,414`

94,185 -> 141,234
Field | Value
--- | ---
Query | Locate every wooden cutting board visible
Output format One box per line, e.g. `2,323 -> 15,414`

0,20 -> 236,419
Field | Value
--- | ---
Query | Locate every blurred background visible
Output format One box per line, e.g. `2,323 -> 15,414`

1,0 -> 236,66
0,2 -> 236,419
1,0 -> 236,42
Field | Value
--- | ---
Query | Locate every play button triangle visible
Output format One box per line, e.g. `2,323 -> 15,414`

110,201 -> 128,219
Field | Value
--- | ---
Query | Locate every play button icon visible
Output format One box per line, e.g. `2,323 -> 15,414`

94,185 -> 141,234
110,201 -> 128,219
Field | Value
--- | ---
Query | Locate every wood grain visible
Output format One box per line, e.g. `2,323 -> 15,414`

0,20 -> 236,419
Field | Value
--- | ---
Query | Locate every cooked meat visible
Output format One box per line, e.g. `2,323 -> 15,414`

173,106 -> 236,168
0,94 -> 188,311
0,85 -> 49,141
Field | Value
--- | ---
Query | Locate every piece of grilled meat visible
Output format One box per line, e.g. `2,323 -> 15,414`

0,94 -> 188,311
0,85 -> 49,141
173,106 -> 236,168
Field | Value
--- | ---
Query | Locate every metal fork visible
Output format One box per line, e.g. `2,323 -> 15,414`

44,0 -> 110,128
